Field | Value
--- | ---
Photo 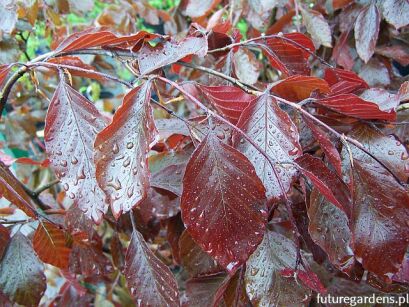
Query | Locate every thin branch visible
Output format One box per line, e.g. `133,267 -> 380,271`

271,95 -> 404,185
0,65 -> 28,119
178,62 -> 261,94
33,179 -> 60,197
0,218 -> 33,225
29,62 -> 133,87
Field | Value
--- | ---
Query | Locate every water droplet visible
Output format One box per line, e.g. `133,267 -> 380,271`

71,157 -> 78,165
112,143 -> 119,154
123,157 -> 131,167
126,142 -> 134,149
60,160 -> 68,167
216,131 -> 225,140
289,147 -> 299,156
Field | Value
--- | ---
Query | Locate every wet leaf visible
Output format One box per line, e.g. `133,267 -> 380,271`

234,93 -> 301,201
56,28 -> 159,52
133,35 -> 208,75
124,229 -> 179,306
261,33 -> 314,76
69,238 -> 113,277
0,232 -> 46,306
343,124 -> 409,183
301,7 -> 332,47
308,189 -> 354,273
181,132 -> 267,273
350,160 -> 409,280
233,47 -> 261,86
380,0 -> 409,29
179,230 -> 222,277
45,79 -> 108,223
245,231 -> 311,306
295,154 -> 351,216
95,80 -> 157,219
354,3 -> 380,63
199,84 -> 256,124
184,273 -> 226,307
302,115 -> 342,177
316,94 -> 396,121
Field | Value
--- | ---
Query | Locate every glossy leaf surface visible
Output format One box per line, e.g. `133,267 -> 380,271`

45,79 -> 108,223
245,231 -> 311,306
0,232 -> 46,306
124,229 -> 179,306
235,93 -> 301,201
181,132 -> 267,273
95,81 -> 157,219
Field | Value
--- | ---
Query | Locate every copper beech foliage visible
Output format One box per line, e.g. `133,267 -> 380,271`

0,0 -> 409,306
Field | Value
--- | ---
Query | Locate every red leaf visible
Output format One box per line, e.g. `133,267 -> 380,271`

14,157 -> 50,167
69,238 -> 113,277
0,225 -> 10,259
354,3 -> 380,63
316,94 -> 396,121
56,28 -> 158,52
199,84 -> 256,124
179,230 -> 222,277
138,188 -> 180,223
271,75 -> 330,102
0,162 -> 37,218
303,115 -> 342,177
150,148 -> 192,196
380,0 -> 409,29
376,43 -> 409,66
185,273 -> 226,306
234,93 -> 301,201
345,124 -> 409,183
0,232 -> 46,306
124,229 -> 179,306
44,79 -> 108,223
0,64 -> 11,88
181,132 -> 267,273
295,154 -> 351,216
308,189 -> 354,273
245,231 -> 312,306
280,268 -> 327,295
33,222 -> 71,269
324,68 -> 369,93
95,81 -> 158,219
47,56 -> 105,81
261,33 -> 314,76
350,160 -> 409,280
